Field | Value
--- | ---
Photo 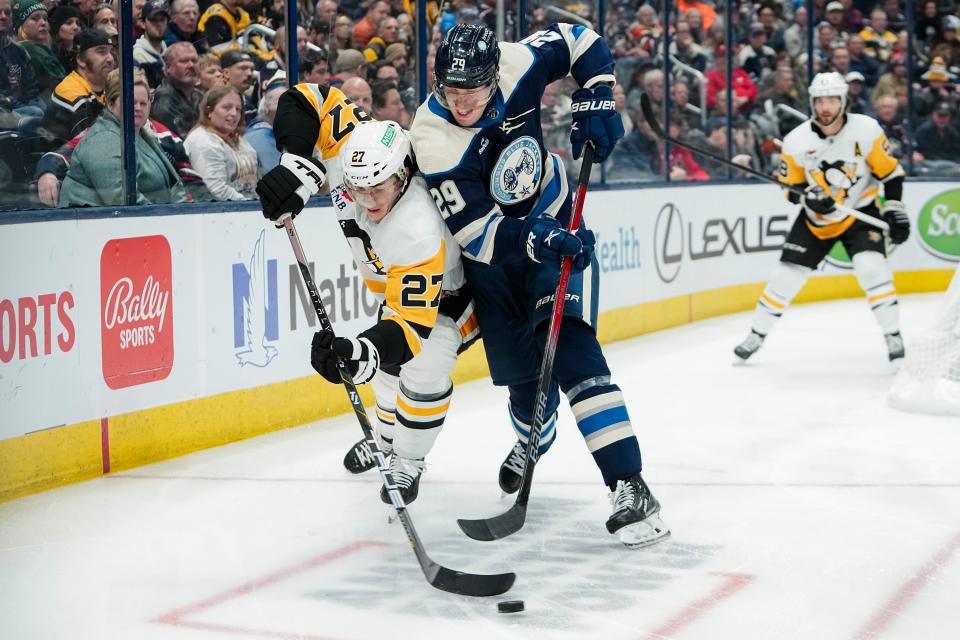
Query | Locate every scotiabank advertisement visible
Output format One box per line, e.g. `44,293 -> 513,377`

100,235 -> 174,389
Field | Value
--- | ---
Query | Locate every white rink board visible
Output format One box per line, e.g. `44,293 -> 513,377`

1,182 -> 957,440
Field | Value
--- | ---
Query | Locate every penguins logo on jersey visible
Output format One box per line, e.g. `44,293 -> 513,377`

490,136 -> 542,205
813,159 -> 860,201
339,219 -> 386,274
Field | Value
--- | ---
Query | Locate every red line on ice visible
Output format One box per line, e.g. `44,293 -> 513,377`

153,539 -> 389,634
643,572 -> 756,639
852,529 -> 960,640
100,417 -> 110,474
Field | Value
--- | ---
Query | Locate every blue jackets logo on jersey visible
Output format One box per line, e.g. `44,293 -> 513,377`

490,136 -> 542,205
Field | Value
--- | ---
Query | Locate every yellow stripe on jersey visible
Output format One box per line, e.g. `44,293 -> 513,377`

865,132 -> 903,181
381,242 -> 446,356
363,277 -> 386,295
292,83 -> 371,161
778,152 -> 806,198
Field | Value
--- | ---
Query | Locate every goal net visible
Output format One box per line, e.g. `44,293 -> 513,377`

888,266 -> 960,416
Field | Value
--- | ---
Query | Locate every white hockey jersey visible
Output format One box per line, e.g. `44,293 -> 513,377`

778,113 -> 904,239
329,176 -> 477,358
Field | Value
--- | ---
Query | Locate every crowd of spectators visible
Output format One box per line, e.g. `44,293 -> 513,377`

1,0 -> 959,209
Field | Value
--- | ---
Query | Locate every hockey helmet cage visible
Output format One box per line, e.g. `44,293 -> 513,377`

340,120 -> 412,189
808,71 -> 848,112
434,24 -> 500,108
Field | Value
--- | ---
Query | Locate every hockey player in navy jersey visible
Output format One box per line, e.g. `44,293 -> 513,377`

409,24 -> 669,548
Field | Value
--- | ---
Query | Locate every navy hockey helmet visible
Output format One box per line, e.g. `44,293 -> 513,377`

434,24 -> 500,109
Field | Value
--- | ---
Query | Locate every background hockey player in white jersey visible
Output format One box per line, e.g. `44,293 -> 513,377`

734,72 -> 912,363
409,24 -> 669,548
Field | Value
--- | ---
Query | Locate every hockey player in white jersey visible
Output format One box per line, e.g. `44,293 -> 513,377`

734,72 -> 912,363
298,119 -> 478,504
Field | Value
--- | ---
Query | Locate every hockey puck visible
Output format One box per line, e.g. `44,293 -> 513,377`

497,600 -> 525,613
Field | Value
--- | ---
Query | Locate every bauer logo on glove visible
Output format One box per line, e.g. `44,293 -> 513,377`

570,85 -> 625,163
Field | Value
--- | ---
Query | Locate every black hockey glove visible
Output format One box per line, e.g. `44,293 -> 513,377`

570,84 -> 624,164
520,216 -> 595,273
881,200 -> 910,244
311,330 -> 380,385
802,185 -> 837,216
256,153 -> 326,224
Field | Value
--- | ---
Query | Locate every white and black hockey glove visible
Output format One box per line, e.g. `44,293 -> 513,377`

802,185 -> 837,216
311,330 -> 380,385
881,200 -> 910,244
256,153 -> 326,225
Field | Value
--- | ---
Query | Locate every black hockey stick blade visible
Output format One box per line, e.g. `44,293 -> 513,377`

639,92 -> 666,139
426,560 -> 516,596
457,503 -> 527,541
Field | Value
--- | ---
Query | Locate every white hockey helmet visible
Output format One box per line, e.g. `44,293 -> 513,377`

808,71 -> 848,113
340,120 -> 412,190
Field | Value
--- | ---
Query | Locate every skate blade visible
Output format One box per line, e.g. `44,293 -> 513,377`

617,513 -> 671,549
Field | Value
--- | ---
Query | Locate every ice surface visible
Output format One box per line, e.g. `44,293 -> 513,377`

2,294 -> 958,640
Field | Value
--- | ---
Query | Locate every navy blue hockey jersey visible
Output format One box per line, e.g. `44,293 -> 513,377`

409,23 -> 616,265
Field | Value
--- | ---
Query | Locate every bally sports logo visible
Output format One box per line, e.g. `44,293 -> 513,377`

100,235 -> 174,389
917,188 -> 960,262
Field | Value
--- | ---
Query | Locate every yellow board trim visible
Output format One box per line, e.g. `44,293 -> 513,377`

1,268 -> 953,503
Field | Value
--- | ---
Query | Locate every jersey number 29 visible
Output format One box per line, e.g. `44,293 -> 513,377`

430,180 -> 466,219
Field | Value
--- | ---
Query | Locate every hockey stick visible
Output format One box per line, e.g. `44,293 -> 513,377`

457,144 -> 596,541
639,93 -> 890,232
278,215 -> 515,597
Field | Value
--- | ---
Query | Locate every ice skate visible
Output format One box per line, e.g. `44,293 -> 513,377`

885,331 -> 905,363
498,440 -> 527,495
733,330 -> 766,362
606,474 -> 671,549
343,437 -> 390,474
381,455 -> 425,506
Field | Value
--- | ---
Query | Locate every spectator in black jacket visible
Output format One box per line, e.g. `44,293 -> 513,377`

163,0 -> 206,54
1,0 -> 45,133
151,41 -> 202,138
915,102 -> 960,163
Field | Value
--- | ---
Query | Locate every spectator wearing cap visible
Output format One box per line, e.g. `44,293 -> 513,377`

14,0 -> 67,102
847,34 -> 880,86
353,0 -> 390,49
915,57 -> 958,118
328,48 -> 366,88
705,45 -> 758,114
824,2 -> 846,33
298,49 -> 329,84
669,21 -> 708,73
382,42 -> 408,77
781,6 -> 808,59
134,0 -> 169,88
42,27 -> 115,143
219,49 -> 257,124
860,8 -> 897,62
151,41 -> 203,139
738,23 -> 777,82
48,4 -> 81,72
914,101 -> 960,164
1,0 -> 45,132
844,71 -> 874,116
341,76 -> 372,115
872,55 -> 907,104
164,0 -> 205,55
362,14 -> 399,63
59,68 -> 186,206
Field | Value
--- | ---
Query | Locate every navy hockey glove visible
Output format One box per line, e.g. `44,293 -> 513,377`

570,85 -> 624,164
881,200 -> 910,244
311,330 -> 380,385
802,185 -> 836,216
520,216 -> 594,273
257,153 -> 326,224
